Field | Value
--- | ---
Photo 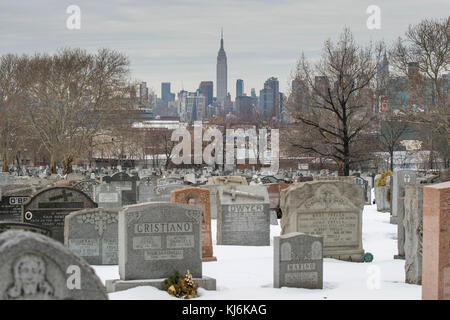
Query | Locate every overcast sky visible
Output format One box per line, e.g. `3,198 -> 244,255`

1,0 -> 448,96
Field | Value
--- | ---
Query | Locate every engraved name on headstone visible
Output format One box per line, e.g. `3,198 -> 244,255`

118,202 -> 203,280
216,185 -> 270,246
274,232 -> 323,289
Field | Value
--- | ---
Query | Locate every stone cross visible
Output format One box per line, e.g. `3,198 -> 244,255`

223,188 -> 265,201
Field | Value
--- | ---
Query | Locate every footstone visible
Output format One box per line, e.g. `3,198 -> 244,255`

280,181 -> 365,262
0,230 -> 107,300
118,202 -> 203,280
64,208 -> 119,265
274,232 -> 323,289
22,187 -> 97,243
216,185 -> 270,246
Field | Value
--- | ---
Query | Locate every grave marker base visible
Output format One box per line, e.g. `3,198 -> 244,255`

106,276 -> 217,293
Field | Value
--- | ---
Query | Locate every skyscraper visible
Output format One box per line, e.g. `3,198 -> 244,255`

259,77 -> 280,120
199,81 -> 214,106
216,29 -> 227,106
376,51 -> 389,91
236,79 -> 244,99
161,82 -> 175,107
180,92 -> 206,123
235,95 -> 254,122
139,82 -> 149,103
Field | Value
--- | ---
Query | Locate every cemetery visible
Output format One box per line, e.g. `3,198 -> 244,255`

0,166 -> 448,300
1,2 -> 448,305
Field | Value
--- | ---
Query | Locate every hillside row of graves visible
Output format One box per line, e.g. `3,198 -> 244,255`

0,166 -> 448,300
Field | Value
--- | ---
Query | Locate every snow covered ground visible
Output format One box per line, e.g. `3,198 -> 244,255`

93,202 -> 421,300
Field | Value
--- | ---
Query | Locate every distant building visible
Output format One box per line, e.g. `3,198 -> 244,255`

314,76 -> 330,97
216,30 -> 228,106
161,82 -> 175,108
236,79 -> 244,99
235,95 -> 254,122
139,82 -> 149,103
250,88 -> 258,106
377,51 -> 389,92
259,77 -> 280,120
199,81 -> 214,107
180,92 -> 206,123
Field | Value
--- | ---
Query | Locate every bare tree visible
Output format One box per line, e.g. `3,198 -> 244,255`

378,113 -> 412,171
390,16 -> 449,168
17,48 -> 135,174
287,28 -> 384,175
0,54 -> 28,172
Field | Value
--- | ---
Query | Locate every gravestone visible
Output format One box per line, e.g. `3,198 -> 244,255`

313,176 -> 354,183
207,176 -> 248,186
0,187 -> 35,222
118,202 -> 203,280
261,176 -> 280,184
280,181 -> 365,262
73,179 -> 99,201
392,170 -> 417,259
64,208 -> 119,265
266,183 -> 290,226
103,172 -> 139,206
274,232 -> 323,289
157,177 -> 184,186
138,176 -> 157,204
171,187 -> 217,262
0,230 -> 107,300
22,187 -> 97,243
269,211 -> 279,225
216,185 -> 270,246
0,173 -> 12,186
266,183 -> 290,212
404,185 -> 424,285
150,184 -> 184,202
202,185 -> 219,219
375,186 -> 390,212
422,181 -> 450,300
66,173 -> 85,182
94,184 -> 122,209
0,222 -> 51,237
391,170 -> 417,225
354,176 -> 370,205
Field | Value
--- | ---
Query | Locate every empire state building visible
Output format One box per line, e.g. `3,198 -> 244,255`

216,30 -> 227,106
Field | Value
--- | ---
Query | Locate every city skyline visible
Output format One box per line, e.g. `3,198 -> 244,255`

1,0 -> 449,96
